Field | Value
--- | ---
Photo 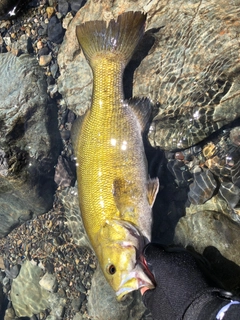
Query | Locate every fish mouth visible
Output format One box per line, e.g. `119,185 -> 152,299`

116,262 -> 155,301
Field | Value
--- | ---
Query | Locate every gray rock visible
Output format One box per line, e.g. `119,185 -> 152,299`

39,272 -> 57,292
133,0 -> 240,150
11,260 -> 50,317
88,264 -> 148,320
4,265 -> 20,279
0,52 -> 61,238
175,210 -> 240,264
73,313 -> 83,320
174,210 -> 240,292
11,260 -> 66,318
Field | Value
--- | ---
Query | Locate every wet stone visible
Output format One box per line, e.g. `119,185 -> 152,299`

69,0 -> 84,14
39,53 -> 52,66
0,52 -> 61,238
38,46 -> 50,56
57,0 -> 69,16
174,210 -> 240,292
71,295 -> 85,311
39,272 -> 57,292
11,260 -> 50,317
4,264 -> 20,279
47,16 -> 65,44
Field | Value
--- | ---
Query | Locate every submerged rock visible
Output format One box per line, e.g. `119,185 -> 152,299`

174,210 -> 240,292
11,260 -> 50,317
0,53 -> 60,238
134,1 -> 240,150
11,260 -> 66,318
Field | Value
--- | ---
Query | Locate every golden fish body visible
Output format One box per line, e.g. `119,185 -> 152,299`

75,12 -> 159,300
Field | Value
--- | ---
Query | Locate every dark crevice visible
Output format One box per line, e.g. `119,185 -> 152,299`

123,27 -> 164,99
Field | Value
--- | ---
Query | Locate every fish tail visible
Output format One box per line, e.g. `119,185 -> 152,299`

76,11 -> 146,65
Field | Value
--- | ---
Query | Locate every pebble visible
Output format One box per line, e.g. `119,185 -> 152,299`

46,7 -> 55,19
73,313 -> 83,320
39,53 -> 52,66
5,265 -> 20,279
69,0 -> 84,14
62,12 -> 73,29
38,46 -> 50,56
3,36 -> 11,46
2,276 -> 9,286
39,272 -> 58,292
71,296 -> 82,311
50,61 -> 59,78
75,280 -> 86,294
36,40 -> 44,49
57,0 -> 69,16
47,15 -> 65,44
0,256 -> 4,269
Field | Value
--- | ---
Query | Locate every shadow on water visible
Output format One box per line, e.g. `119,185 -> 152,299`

145,142 -> 188,245
123,27 -> 163,99
123,25 -> 187,245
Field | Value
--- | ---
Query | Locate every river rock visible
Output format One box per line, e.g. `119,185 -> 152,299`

11,260 -> 66,318
133,0 -> 240,150
0,52 -> 60,238
174,210 -> 240,292
11,260 -> 50,317
48,15 -> 65,44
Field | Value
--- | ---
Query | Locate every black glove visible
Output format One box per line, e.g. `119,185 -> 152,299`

142,243 -> 240,320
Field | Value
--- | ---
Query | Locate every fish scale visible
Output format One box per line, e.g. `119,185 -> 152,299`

77,58 -> 148,238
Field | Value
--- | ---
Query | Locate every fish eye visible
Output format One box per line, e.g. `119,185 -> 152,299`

107,264 -> 116,275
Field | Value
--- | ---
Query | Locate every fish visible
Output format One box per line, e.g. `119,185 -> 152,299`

74,11 -> 159,300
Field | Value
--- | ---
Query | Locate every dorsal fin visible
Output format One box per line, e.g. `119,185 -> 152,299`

128,97 -> 153,132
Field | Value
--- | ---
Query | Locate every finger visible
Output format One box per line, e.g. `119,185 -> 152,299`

140,287 -> 149,295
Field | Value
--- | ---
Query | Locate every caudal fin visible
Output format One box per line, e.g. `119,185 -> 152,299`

76,11 -> 146,65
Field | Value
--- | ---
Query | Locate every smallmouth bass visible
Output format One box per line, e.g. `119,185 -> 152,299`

74,11 -> 159,300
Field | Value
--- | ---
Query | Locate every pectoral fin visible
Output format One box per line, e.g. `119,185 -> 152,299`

147,177 -> 159,207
